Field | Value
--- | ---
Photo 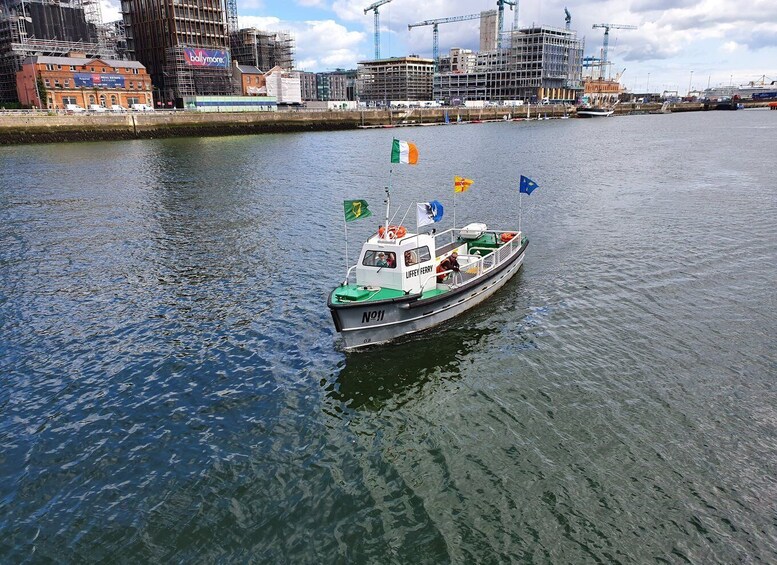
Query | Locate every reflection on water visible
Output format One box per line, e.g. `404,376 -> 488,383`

327,328 -> 494,411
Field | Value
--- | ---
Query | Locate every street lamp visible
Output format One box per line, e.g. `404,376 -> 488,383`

646,72 -> 650,95
688,70 -> 693,97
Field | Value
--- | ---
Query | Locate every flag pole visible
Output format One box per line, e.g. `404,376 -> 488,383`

344,213 -> 349,282
519,190 -> 522,233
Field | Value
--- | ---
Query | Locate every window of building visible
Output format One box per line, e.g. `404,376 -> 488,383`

111,95 -> 117,105
89,95 -> 95,104
46,64 -> 54,71
133,69 -> 139,74
127,97 -> 140,105
129,82 -> 134,89
64,79 -> 70,87
44,79 -> 50,87
70,66 -> 75,71
54,80 -> 60,87
100,95 -> 106,106
57,65 -> 62,70
62,96 -> 77,104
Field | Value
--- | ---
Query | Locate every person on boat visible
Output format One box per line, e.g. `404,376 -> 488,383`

404,250 -> 417,266
436,252 -> 460,283
386,253 -> 396,268
375,252 -> 388,267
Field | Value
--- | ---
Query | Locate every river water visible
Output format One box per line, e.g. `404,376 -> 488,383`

1,111 -> 776,562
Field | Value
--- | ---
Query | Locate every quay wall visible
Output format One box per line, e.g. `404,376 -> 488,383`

0,101 -> 770,145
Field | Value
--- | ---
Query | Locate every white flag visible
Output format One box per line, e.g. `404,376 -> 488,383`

416,200 -> 444,227
417,202 -> 435,227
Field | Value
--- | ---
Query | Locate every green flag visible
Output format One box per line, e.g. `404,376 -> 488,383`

343,199 -> 373,222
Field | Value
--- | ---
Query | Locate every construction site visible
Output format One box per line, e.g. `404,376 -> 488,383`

358,2 -> 635,105
229,28 -> 294,70
0,0 -> 113,104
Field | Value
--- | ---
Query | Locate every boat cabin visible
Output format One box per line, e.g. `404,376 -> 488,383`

355,231 -> 443,294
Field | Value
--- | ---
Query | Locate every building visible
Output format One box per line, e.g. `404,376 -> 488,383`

229,28 -> 294,70
0,0 -> 112,104
434,26 -> 583,103
231,62 -> 264,96
357,56 -> 434,104
121,0 -> 232,104
479,10 -> 498,52
582,77 -> 621,105
263,66 -> 301,105
16,53 -> 151,109
299,71 -> 317,101
317,70 -> 356,101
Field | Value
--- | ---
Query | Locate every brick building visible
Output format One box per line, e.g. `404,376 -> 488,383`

16,53 -> 152,109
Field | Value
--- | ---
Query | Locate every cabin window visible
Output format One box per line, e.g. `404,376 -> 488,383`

404,246 -> 431,266
362,250 -> 396,268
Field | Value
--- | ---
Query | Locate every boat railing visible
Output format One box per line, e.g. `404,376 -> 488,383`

341,265 -> 357,286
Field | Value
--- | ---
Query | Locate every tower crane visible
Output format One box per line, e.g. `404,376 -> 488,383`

408,13 -> 482,71
364,0 -> 393,60
496,0 -> 517,48
564,7 -> 571,31
592,23 -> 637,80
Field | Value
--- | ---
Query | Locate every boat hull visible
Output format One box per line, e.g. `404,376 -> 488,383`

577,108 -> 614,118
330,243 -> 526,349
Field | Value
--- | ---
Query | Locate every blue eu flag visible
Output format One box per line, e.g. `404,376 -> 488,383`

519,175 -> 539,195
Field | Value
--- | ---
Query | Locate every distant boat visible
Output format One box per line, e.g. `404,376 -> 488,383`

576,106 -> 614,118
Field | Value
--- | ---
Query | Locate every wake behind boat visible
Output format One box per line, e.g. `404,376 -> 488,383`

328,141 -> 539,350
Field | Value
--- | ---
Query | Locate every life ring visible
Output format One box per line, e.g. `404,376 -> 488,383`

501,232 -> 517,243
378,225 -> 407,240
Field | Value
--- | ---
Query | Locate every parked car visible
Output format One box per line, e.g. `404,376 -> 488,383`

88,104 -> 107,112
64,104 -> 85,113
110,105 -> 125,112
131,104 -> 154,112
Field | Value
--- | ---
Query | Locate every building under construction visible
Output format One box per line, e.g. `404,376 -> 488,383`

435,26 -> 583,103
357,56 -> 434,103
121,0 -> 233,104
229,28 -> 294,70
0,0 -> 112,103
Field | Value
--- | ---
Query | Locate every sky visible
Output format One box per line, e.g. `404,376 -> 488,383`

102,0 -> 777,94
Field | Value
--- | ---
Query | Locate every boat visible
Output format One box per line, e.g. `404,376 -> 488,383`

576,105 -> 614,118
328,221 -> 528,349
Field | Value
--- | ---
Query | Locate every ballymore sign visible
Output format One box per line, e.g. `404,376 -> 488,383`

183,48 -> 230,69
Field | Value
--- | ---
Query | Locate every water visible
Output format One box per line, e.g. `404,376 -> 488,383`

2,111 -> 776,562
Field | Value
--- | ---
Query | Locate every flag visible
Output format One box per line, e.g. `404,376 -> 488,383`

454,176 -> 474,193
343,199 -> 372,222
519,175 -> 539,195
416,200 -> 444,227
391,139 -> 419,165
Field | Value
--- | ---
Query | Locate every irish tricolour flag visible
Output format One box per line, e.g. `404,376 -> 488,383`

391,139 -> 419,165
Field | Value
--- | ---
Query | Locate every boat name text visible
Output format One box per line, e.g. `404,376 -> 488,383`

406,265 -> 433,278
362,310 -> 385,324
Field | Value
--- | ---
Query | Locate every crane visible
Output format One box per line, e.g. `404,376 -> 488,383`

592,23 -> 637,80
564,7 -> 571,31
408,13 -> 482,71
496,0 -> 517,48
364,0 -> 393,60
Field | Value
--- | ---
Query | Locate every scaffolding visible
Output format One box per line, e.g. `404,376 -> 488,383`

229,28 -> 294,70
122,0 -> 233,102
0,0 -> 112,102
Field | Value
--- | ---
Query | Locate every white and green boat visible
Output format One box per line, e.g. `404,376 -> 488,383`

328,221 -> 528,350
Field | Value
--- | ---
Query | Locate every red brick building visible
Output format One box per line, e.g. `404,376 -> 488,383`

16,53 -> 153,110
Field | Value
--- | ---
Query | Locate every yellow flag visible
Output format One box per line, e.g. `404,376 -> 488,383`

454,176 -> 474,193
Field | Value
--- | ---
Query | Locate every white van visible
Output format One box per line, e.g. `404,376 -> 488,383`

64,104 -> 85,113
88,104 -> 107,112
110,105 -> 125,112
131,103 -> 153,112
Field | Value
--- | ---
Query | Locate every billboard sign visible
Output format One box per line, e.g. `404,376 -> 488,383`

183,48 -> 230,69
74,73 -> 126,88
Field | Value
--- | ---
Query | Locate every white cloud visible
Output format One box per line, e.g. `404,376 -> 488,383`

721,41 -> 741,53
